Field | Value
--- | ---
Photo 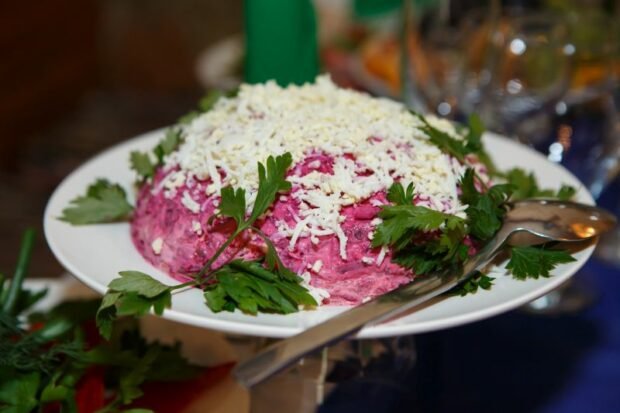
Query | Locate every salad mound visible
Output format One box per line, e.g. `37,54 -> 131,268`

130,76 -> 489,305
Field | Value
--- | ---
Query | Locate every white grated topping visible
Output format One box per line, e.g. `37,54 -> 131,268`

181,191 -> 201,214
151,237 -> 163,255
376,245 -> 389,266
167,76 -> 472,256
191,220 -> 203,235
300,271 -> 331,304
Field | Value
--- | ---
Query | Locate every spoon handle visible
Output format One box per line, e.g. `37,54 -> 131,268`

233,229 -> 511,388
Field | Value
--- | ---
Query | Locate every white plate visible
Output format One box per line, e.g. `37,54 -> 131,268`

44,129 -> 595,339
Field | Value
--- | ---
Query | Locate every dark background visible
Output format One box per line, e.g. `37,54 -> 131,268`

0,0 -> 242,277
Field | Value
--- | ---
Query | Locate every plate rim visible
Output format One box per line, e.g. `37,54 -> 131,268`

44,128 -> 596,338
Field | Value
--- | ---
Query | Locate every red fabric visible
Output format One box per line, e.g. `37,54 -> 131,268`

128,362 -> 235,413
80,319 -> 103,349
75,367 -> 106,413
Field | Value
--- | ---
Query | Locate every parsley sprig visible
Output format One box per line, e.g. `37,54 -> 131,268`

506,246 -> 576,280
59,179 -> 133,226
418,113 -> 498,174
201,153 -> 293,274
373,163 -> 578,296
502,168 -> 576,201
372,182 -> 468,275
1,230 -> 201,413
459,168 -> 513,242
129,89 -> 231,182
130,128 -> 183,181
97,152 -> 316,338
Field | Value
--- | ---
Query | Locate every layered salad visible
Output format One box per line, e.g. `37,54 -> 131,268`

130,77 -> 488,306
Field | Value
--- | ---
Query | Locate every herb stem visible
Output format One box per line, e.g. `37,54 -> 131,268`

198,226 -> 246,278
2,228 -> 36,314
170,280 -> 198,291
0,273 -> 6,303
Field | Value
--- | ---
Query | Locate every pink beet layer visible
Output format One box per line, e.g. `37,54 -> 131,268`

131,154 -> 414,306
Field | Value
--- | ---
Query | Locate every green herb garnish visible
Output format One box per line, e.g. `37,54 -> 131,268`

0,230 -> 201,413
503,168 -> 576,201
96,271 -> 191,340
506,246 -> 576,280
97,152 -> 316,337
417,113 -> 497,174
452,272 -> 495,296
205,260 -> 316,315
59,179 -> 133,225
130,128 -> 184,182
459,169 -> 513,242
372,182 -> 468,275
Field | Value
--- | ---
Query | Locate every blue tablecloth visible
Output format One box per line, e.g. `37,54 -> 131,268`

320,257 -> 620,413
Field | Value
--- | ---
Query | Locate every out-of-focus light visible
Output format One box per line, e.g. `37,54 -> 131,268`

571,223 -> 597,238
437,102 -> 451,116
563,43 -> 576,56
548,142 -> 564,162
510,38 -> 527,55
506,79 -> 523,94
558,124 -> 573,150
555,101 -> 567,115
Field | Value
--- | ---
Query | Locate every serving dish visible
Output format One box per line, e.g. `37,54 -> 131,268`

44,129 -> 595,338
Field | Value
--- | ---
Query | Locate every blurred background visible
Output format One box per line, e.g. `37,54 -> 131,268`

2,1 -> 620,412
1,0 -> 619,278
0,1 -> 243,276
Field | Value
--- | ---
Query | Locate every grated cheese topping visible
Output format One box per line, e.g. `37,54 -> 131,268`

166,76 -> 471,257
151,237 -> 163,255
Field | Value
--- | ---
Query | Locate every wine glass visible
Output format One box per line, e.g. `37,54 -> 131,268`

474,13 -> 573,143
400,0 -> 499,119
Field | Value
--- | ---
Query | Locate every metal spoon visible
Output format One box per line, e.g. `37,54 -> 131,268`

233,199 -> 616,387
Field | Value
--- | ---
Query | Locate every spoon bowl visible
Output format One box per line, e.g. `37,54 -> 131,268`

504,199 -> 617,243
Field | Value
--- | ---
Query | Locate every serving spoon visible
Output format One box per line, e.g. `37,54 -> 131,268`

233,199 -> 616,388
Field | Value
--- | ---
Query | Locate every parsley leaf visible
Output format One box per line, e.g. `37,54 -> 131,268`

556,185 -> 577,201
109,271 -> 172,297
463,114 -> 485,153
204,153 -> 294,273
372,204 -> 464,249
506,246 -> 576,280
96,272 -> 182,339
451,272 -> 495,296
373,182 -> 468,274
153,128 -> 182,164
258,232 -> 301,282
199,90 -> 224,112
118,346 -> 159,404
178,90 -> 227,124
417,115 -> 468,162
0,370 -> 40,413
463,114 -> 498,175
219,186 -> 246,227
130,128 -> 184,181
59,179 -> 133,225
387,182 -> 415,205
249,153 -> 293,223
503,168 -> 576,201
129,151 -> 155,179
217,152 -> 292,232
204,260 -> 316,315
459,169 -> 512,241
417,113 -> 499,174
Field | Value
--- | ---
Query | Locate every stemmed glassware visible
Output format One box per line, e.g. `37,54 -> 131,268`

470,12 -> 574,143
